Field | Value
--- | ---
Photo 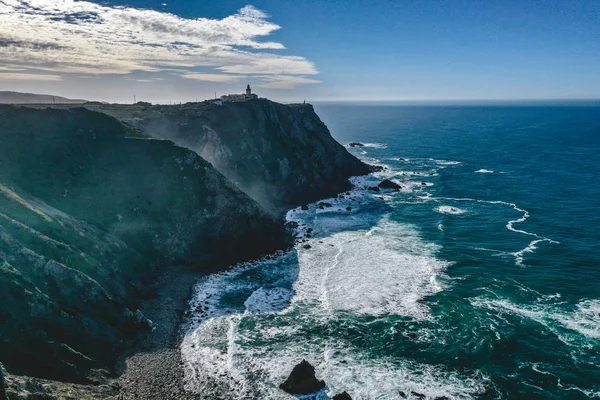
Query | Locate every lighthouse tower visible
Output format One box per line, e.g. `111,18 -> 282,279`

246,84 -> 252,96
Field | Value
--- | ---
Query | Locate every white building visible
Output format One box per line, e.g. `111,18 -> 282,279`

219,84 -> 258,103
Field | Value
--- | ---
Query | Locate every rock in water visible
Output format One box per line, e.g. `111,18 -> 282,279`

279,360 -> 326,395
378,179 -> 401,190
348,142 -> 365,147
332,391 -> 352,400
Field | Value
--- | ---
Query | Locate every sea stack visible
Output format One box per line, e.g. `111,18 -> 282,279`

279,360 -> 326,395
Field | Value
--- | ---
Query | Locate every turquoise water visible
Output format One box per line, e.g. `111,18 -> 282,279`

181,105 -> 600,399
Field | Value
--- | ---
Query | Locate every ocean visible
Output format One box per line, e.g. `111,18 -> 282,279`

180,104 -> 600,399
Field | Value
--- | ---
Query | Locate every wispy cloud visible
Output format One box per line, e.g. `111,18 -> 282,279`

180,73 -> 246,83
0,72 -> 62,81
258,75 -> 321,89
0,1 -> 319,88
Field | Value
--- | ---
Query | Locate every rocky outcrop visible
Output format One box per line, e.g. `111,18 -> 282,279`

90,100 -> 373,211
378,179 -> 401,190
348,142 -> 364,147
279,360 -> 325,395
0,106 -> 288,382
332,391 -> 352,400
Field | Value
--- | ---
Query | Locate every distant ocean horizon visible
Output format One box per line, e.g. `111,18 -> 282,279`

181,104 -> 600,399
310,99 -> 600,107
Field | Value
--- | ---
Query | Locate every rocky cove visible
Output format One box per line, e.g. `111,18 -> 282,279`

0,100 -> 373,399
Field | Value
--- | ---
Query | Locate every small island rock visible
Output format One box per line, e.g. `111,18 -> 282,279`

378,179 -> 401,190
348,142 -> 365,147
279,360 -> 326,395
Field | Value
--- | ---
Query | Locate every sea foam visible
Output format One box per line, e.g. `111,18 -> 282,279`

180,173 -> 468,399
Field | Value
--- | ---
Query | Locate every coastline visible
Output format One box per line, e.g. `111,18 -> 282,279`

0,101 -> 374,399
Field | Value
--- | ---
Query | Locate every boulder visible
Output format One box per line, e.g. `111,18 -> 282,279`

367,186 -> 380,192
332,392 -> 352,400
348,142 -> 364,147
318,202 -> 333,208
378,179 -> 401,190
286,221 -> 299,230
346,206 -> 352,211
303,244 -> 312,250
411,391 -> 426,399
301,204 -> 309,210
279,360 -> 325,395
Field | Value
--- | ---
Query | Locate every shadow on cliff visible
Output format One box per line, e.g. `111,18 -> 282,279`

0,105 -> 291,384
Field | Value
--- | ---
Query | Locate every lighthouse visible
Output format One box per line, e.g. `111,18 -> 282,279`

246,84 -> 252,96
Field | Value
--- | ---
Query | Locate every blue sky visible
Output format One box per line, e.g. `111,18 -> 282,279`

0,0 -> 598,102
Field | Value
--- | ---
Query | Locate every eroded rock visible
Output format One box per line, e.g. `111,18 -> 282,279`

279,360 -> 325,395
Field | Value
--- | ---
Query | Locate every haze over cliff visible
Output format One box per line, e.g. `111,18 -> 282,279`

81,99 -> 372,211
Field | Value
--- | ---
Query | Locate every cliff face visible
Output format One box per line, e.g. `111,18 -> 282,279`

110,100 -> 371,211
0,106 -> 287,382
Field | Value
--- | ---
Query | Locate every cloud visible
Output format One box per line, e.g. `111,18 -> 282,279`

0,1 -> 319,88
0,65 -> 25,72
257,75 -> 321,89
180,73 -> 246,83
0,72 -> 62,81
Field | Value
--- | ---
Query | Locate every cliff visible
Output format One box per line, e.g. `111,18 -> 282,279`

0,106 -> 288,382
87,99 -> 372,211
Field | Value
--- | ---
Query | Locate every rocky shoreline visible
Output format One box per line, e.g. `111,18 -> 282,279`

0,100 -> 375,399
117,265 -> 203,400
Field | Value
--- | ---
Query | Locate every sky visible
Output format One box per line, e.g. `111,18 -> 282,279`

0,0 -> 599,103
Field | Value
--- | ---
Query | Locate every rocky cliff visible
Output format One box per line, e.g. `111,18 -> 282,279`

0,106 -> 288,382
90,100 -> 372,211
